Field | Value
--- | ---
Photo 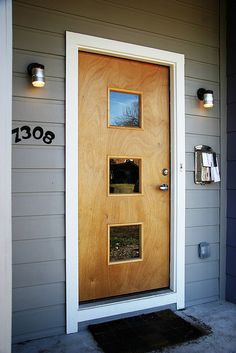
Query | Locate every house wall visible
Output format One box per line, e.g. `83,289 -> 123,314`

12,0 -> 221,343
226,0 -> 236,304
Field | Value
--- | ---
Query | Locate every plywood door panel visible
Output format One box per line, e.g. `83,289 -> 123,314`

78,52 -> 170,301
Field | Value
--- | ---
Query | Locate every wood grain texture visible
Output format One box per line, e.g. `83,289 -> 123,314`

78,52 -> 170,301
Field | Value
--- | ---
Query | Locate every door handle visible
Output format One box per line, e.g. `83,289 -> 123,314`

159,183 -> 169,191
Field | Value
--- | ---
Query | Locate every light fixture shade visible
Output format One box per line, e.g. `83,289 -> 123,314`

197,88 -> 214,108
203,91 -> 214,108
27,63 -> 45,88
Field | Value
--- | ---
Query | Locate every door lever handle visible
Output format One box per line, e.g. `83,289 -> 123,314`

159,183 -> 169,191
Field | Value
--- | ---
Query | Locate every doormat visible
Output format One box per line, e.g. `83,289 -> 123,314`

89,309 -> 211,353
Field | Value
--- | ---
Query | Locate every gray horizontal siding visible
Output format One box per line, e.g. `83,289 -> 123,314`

13,283 -> 65,312
12,326 -> 65,345
12,169 -> 64,193
186,262 -> 219,283
13,16 -> 218,64
186,190 -> 219,209
186,278 -> 219,304
186,208 -> 220,227
12,238 -> 65,264
13,260 -> 65,288
186,225 -> 219,245
186,116 -> 220,137
12,215 -> 65,240
12,193 -> 64,216
12,0 -> 220,342
13,98 -> 64,123
12,305 -> 65,338
185,61 -> 219,82
186,134 -> 220,153
107,0 -> 218,27
13,146 -> 64,168
13,2 -> 218,47
186,244 -> 219,264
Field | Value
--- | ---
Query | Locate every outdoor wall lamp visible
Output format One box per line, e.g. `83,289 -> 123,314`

27,63 -> 45,88
197,88 -> 214,108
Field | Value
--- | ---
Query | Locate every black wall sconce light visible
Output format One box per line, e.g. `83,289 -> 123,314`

197,88 -> 214,108
27,63 -> 45,88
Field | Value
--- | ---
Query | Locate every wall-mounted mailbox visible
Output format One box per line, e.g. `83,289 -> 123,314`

194,145 -> 220,185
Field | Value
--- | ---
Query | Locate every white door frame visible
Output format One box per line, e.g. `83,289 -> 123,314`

66,31 -> 185,334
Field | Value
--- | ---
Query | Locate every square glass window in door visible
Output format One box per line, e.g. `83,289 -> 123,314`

109,224 -> 143,264
108,89 -> 143,128
109,157 -> 142,195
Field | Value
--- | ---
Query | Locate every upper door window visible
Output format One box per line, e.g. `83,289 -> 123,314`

108,89 -> 143,128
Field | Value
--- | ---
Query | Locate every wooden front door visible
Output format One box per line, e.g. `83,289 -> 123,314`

78,51 -> 170,302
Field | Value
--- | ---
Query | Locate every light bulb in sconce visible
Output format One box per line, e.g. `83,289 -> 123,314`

197,88 -> 214,108
27,63 -> 45,88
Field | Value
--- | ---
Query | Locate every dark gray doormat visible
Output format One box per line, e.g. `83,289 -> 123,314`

89,309 -> 211,353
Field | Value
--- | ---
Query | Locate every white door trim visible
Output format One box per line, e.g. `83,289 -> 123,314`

66,31 -> 185,334
0,0 -> 12,351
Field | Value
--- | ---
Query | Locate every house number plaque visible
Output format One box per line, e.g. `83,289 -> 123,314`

12,125 -> 55,145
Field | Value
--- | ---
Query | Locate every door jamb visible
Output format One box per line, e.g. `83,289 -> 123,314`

66,31 -> 185,333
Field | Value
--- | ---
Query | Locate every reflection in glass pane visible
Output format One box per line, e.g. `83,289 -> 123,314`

110,158 -> 141,194
109,90 -> 141,128
109,224 -> 141,262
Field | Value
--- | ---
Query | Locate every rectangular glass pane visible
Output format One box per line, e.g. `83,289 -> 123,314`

109,90 -> 142,128
109,158 -> 141,194
109,224 -> 142,263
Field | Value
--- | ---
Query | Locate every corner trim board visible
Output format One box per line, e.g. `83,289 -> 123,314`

0,0 -> 12,352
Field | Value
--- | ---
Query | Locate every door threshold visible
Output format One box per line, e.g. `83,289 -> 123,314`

77,290 -> 177,323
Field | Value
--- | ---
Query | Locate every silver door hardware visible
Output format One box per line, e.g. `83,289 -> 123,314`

159,184 -> 169,191
162,168 -> 168,176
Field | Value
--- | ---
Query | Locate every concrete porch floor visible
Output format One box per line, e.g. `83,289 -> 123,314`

13,301 -> 236,353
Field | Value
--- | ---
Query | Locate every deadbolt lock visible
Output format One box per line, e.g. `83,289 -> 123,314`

162,168 -> 168,176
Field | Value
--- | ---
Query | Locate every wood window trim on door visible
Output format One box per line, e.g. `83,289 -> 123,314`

66,31 -> 185,334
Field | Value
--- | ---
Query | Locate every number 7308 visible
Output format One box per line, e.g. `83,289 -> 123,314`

12,126 -> 55,145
